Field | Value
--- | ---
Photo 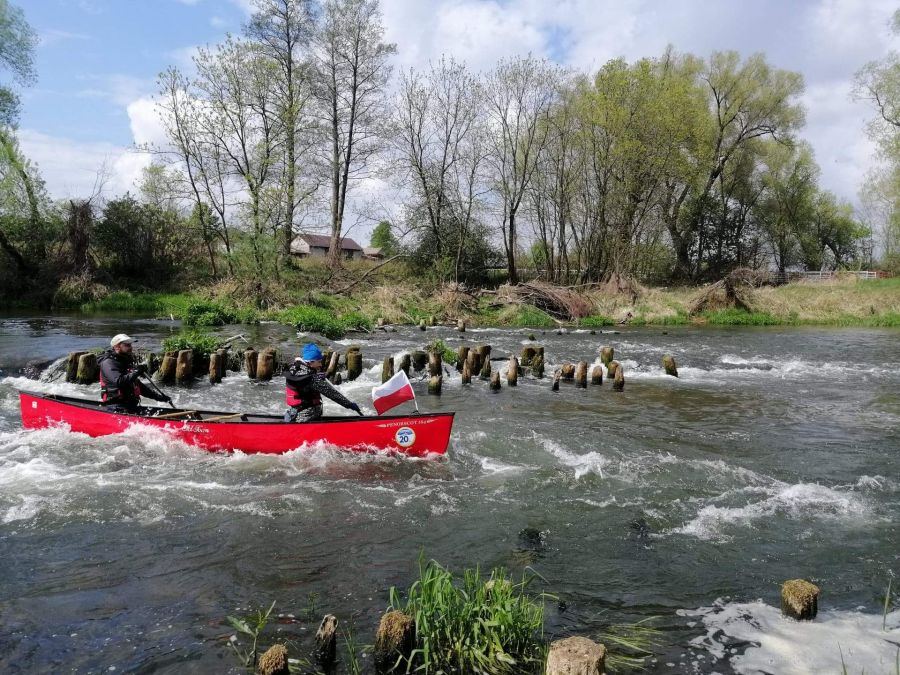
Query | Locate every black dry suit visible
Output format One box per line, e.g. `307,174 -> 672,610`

98,349 -> 166,409
284,359 -> 357,422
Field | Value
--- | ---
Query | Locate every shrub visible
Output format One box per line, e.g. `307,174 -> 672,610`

426,339 -> 457,363
388,558 -> 546,674
275,304 -> 347,340
184,300 -> 259,326
162,331 -> 221,359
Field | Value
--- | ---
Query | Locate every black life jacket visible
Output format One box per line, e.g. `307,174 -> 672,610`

285,363 -> 322,409
98,351 -> 141,404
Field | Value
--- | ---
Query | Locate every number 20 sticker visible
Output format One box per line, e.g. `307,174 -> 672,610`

394,426 -> 416,448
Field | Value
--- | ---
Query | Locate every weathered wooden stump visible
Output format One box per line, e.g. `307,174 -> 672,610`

575,361 -> 588,388
374,610 -> 415,674
258,643 -> 289,675
507,356 -> 519,386
457,319 -> 466,332
158,352 -> 177,384
315,614 -> 338,669
334,372 -> 343,385
600,346 -> 614,367
428,351 -> 442,377
411,350 -> 428,372
215,348 -> 227,379
208,352 -> 221,384
781,579 -> 819,620
606,360 -> 618,380
662,354 -> 678,377
591,365 -> 603,386
321,349 -> 333,370
175,350 -> 193,385
428,315 -> 437,326
382,356 -> 394,384
399,353 -> 411,376
145,352 -> 160,377
243,349 -> 258,379
256,350 -> 275,381
466,349 -> 478,377
75,353 -> 98,384
532,355 -> 545,379
552,370 -> 561,391
66,351 -> 86,383
418,319 -> 427,331
428,375 -> 442,395
326,350 -> 339,381
456,346 -> 469,372
461,359 -> 472,384
347,350 -> 363,381
561,363 -> 575,380
545,636 -> 606,675
521,346 -> 537,367
612,362 -> 624,392
477,344 -> 492,370
490,370 -> 501,391
377,317 -> 386,327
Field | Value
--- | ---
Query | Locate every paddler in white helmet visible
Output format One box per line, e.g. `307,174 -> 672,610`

97,334 -> 171,413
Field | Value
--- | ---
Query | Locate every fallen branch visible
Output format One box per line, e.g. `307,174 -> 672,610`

332,254 -> 409,296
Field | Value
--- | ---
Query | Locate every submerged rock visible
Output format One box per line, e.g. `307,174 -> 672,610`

545,636 -> 606,675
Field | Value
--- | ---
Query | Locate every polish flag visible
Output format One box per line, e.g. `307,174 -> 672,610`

371,371 -> 416,415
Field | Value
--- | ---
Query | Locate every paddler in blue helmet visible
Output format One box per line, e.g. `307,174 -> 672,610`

284,343 -> 362,422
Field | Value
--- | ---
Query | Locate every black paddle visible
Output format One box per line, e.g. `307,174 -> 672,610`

140,373 -> 176,409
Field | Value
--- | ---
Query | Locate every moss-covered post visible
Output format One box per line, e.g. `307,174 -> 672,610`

606,360 -> 618,380
243,349 -> 258,379
561,363 -> 575,380
521,346 -> 536,367
411,350 -> 428,372
532,355 -> 545,379
575,361 -> 587,388
600,346 -> 614,367
591,365 -> 603,385
612,362 -> 624,392
662,354 -> 678,377
461,358 -> 472,384
208,352 -> 221,384
158,352 -> 177,384
256,349 -> 274,381
456,346 -> 469,372
490,370 -> 501,391
315,614 -> 338,670
75,353 -> 98,384
457,319 -> 466,332
216,348 -> 227,379
428,375 -> 442,395
478,345 -> 492,380
428,315 -> 437,326
258,644 -> 289,675
66,351 -> 86,383
175,350 -> 193,385
428,351 -> 442,377
507,356 -> 519,386
382,356 -> 394,384
374,610 -> 415,674
419,319 -> 427,331
399,353 -> 411,377
347,350 -> 363,381
781,579 -> 819,620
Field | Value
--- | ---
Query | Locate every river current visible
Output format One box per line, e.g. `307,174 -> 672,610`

0,315 -> 898,674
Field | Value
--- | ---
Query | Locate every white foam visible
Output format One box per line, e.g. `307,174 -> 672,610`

681,599 -> 900,675
539,434 -> 610,479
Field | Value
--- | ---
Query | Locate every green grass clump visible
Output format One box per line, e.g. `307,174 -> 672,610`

578,314 -> 615,328
78,292 -> 197,316
162,331 -> 221,359
703,309 -> 781,326
184,301 -> 259,326
274,304 -> 348,340
426,339 -> 457,363
340,310 -> 374,332
388,558 -> 547,674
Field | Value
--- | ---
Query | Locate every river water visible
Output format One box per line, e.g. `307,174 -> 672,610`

0,315 -> 898,674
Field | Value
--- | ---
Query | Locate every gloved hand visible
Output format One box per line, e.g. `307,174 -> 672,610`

134,363 -> 148,376
349,402 -> 362,415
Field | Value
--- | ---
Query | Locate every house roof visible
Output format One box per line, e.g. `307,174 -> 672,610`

363,247 -> 383,256
300,234 -> 363,251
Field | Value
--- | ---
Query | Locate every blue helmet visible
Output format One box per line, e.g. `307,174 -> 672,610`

302,343 -> 324,361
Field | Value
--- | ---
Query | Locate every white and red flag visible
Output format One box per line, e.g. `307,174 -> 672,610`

371,370 -> 417,415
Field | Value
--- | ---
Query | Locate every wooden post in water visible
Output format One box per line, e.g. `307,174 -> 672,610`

215,349 -> 227,379
520,346 -> 536,367
428,351 -> 442,377
382,356 -> 394,383
325,350 -> 339,382
456,346 -> 469,372
428,375 -> 442,395
411,350 -> 428,372
399,353 -> 411,376
466,349 -> 478,377
419,319 -> 427,331
258,644 -> 289,675
377,317 -> 385,327
478,345 -> 492,379
75,353 -> 98,384
662,354 -> 678,377
461,358 -> 472,384
781,579 -> 819,621
551,370 -> 561,391
256,350 -> 274,381
175,350 -> 193,385
315,614 -> 338,670
606,360 -> 618,380
575,361 -> 588,388
347,350 -> 363,381
507,356 -> 519,386
457,319 -> 466,332
158,352 -> 177,384
545,637 -> 606,675
591,365 -> 603,385
490,370 -> 501,391
532,355 -> 545,379
612,362 -> 624,391
243,349 -> 258,379
374,611 -> 415,674
66,351 -> 86,383
208,352 -> 221,384
561,363 -> 575,380
600,346 -> 614,367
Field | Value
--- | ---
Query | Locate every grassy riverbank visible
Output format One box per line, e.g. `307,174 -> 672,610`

48,276 -> 900,336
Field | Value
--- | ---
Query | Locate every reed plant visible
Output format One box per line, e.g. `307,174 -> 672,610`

388,558 -> 547,674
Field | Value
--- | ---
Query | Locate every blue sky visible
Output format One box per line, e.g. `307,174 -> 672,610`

10,0 -> 900,224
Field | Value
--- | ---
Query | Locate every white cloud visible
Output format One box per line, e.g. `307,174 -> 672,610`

210,15 -> 228,28
40,29 -> 92,47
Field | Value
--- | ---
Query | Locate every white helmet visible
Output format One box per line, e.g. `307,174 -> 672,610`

110,334 -> 134,347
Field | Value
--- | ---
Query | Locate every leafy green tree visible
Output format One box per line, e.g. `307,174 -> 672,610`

0,0 -> 37,127
370,220 -> 398,256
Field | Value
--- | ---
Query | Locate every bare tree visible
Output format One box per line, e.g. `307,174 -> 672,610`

312,0 -> 395,267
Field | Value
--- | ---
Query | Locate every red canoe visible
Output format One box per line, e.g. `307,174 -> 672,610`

18,390 -> 453,457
